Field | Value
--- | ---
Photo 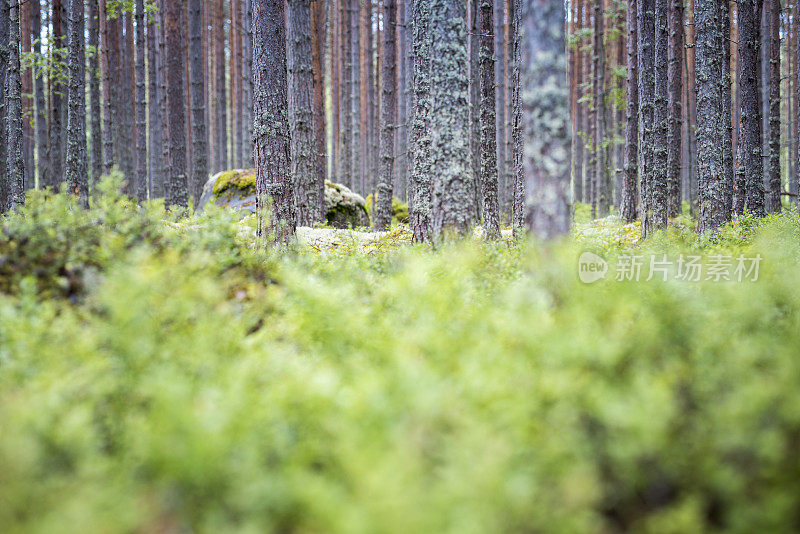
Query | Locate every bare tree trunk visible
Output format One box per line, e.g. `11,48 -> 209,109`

621,0 -> 638,222
479,0 -> 500,238
340,0 -> 352,187
5,0 -> 24,207
132,0 -> 147,200
765,0 -> 781,213
120,13 -> 136,191
253,0 -> 295,242
215,0 -> 227,170
232,0 -> 242,168
147,17 -> 163,197
736,0 -> 766,216
164,0 -> 188,207
20,0 -> 32,189
396,0 -> 408,202
638,0 -> 655,233
65,0 -> 88,206
311,0 -> 326,220
494,0 -> 506,214
650,0 -> 669,231
510,0 -> 523,230
521,0 -> 569,239
32,0 -> 49,188
469,0 -> 481,221
375,0 -> 397,231
721,0 -> 733,216
696,0 -> 730,233
409,0 -> 433,242
570,0 -> 584,205
667,0 -> 684,217
188,0 -> 208,204
349,0 -> 361,193
86,0 -> 102,186
0,0 -> 8,211
50,0 -> 64,188
593,0 -> 608,218
243,0 -> 254,169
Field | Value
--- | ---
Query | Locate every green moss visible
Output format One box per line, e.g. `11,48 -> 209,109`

213,169 -> 256,196
364,194 -> 409,224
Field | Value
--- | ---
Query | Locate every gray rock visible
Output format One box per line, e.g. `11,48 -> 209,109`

197,170 -> 370,229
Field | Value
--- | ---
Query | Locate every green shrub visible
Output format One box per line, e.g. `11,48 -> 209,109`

365,193 -> 410,225
3,187 -> 800,532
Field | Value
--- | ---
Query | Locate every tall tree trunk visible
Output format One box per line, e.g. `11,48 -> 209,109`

765,0 -> 781,213
253,0 -> 295,242
359,0 -> 371,197
667,0 -> 684,217
349,0 -> 361,193
288,0 -> 319,226
494,0 -> 506,213
340,0 -> 352,188
158,0 -> 170,195
215,0 -> 227,170
638,0 -> 655,232
32,0 -> 50,188
721,1 -> 733,217
5,0 -> 24,207
469,0 -> 481,221
621,0 -> 638,222
0,0 -> 7,211
188,0 -> 208,203
20,0 -> 32,189
650,0 -> 669,231
593,0 -> 608,218
521,0 -> 569,239
147,17 -> 163,197
736,0 -> 766,216
133,0 -> 147,201
696,0 -> 730,233
570,0 -> 583,204
50,0 -> 64,188
375,0 -> 397,231
311,0 -> 326,220
232,0 -> 242,167
86,0 -> 102,186
479,0 -> 500,238
99,0 -> 114,175
396,0 -> 408,203
164,0 -> 188,207
243,0 -> 254,169
510,0 -> 523,230
409,0 -> 433,242
120,13 -> 135,191
65,0 -> 88,206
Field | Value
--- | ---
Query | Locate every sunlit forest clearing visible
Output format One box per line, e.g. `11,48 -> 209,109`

3,0 -> 800,532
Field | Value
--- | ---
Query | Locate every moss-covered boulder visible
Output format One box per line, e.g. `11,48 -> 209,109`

198,170 -> 370,229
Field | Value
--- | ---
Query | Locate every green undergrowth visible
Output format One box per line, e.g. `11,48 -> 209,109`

3,181 -> 800,532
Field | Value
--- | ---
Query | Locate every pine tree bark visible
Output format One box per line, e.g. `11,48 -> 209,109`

638,0 -> 655,232
133,0 -> 147,200
120,13 -> 136,191
396,0 -> 408,202
479,0 -> 500,239
311,0 -> 326,220
359,0 -> 371,197
214,0 -> 227,171
765,0 -> 781,213
510,0 -> 524,230
521,0 -> 570,239
86,0 -> 102,186
696,0 -> 730,233
494,0 -> 506,212
164,0 -> 188,208
253,0 -> 296,243
147,17 -> 163,197
0,0 -> 8,211
621,0 -> 638,222
427,0 -> 470,238
20,0 -> 32,189
720,0 -> 733,216
570,1 -> 583,205
409,0 -> 433,242
158,0 -> 170,195
736,0 -> 766,216
650,0 -> 669,231
232,0 -> 242,167
188,0 -> 208,204
99,0 -> 114,175
5,0 -> 24,207
375,0 -> 397,231
349,0 -> 361,193
340,0 -> 352,188
592,0 -> 608,218
469,0 -> 482,221
243,0 -> 254,169
65,0 -> 88,207
50,0 -> 64,188
667,0 -> 684,217
288,0 -> 320,226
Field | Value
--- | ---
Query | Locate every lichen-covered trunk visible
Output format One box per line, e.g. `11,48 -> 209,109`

147,19 -> 163,197
494,0 -> 506,212
720,0 -> 733,216
339,0 -> 352,189
0,0 -> 8,211
86,0 -> 102,186
65,0 -> 88,207
5,0 -> 24,208
375,0 -> 397,231
243,0 -> 254,169
164,0 -> 188,208
637,0 -> 655,233
765,0 -> 781,213
592,0 -> 608,218
736,0 -> 766,216
188,0 -> 208,205
621,0 -> 638,222
649,0 -> 669,232
288,0 -> 320,226
521,0 -> 570,239
510,0 -> 524,230
253,0 -> 295,243
20,0 -> 31,190
396,0 -> 409,203
409,0 -> 433,243
667,0 -> 684,218
695,0 -> 730,233
349,0 -> 361,193
570,0 -> 583,205
232,0 -> 244,168
359,0 -> 371,197
133,0 -> 148,201
479,0 -> 500,239
310,0 -> 326,220
469,0 -> 482,222
429,0 -> 470,238
120,13 -> 136,193
157,0 -> 170,197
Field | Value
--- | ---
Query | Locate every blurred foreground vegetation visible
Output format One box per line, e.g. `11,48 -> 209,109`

2,179 -> 800,532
